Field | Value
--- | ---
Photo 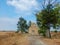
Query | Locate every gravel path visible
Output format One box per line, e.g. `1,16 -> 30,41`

28,35 -> 46,45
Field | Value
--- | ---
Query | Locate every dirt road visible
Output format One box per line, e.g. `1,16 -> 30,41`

28,35 -> 46,45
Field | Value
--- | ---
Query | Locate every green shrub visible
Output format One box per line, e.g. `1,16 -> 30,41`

38,29 -> 46,37
54,30 -> 57,33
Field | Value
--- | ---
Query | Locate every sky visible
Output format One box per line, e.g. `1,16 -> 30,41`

0,0 -> 60,31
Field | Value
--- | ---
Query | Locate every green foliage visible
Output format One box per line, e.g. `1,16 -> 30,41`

54,30 -> 58,33
36,1 -> 60,38
36,3 -> 60,29
38,29 -> 46,37
55,4 -> 60,25
37,4 -> 59,29
17,17 -> 29,33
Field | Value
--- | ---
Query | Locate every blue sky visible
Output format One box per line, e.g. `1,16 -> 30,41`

0,0 -> 41,31
0,0 -> 60,31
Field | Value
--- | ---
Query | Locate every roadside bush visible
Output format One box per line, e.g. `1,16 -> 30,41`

54,30 -> 58,33
38,29 -> 46,37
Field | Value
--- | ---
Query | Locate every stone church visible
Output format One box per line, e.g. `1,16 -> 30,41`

29,22 -> 39,35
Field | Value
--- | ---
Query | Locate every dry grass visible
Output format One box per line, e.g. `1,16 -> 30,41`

51,32 -> 60,39
41,32 -> 60,45
0,32 -> 29,45
0,31 -> 60,45
41,38 -> 60,45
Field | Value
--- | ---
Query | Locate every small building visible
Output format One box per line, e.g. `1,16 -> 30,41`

29,22 -> 39,35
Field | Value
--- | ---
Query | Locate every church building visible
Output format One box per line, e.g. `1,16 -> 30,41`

29,22 -> 39,35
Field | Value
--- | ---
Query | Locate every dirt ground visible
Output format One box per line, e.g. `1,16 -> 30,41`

0,31 -> 60,45
41,32 -> 60,45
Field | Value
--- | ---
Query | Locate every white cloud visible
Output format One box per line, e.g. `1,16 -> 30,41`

7,0 -> 39,11
7,0 -> 37,10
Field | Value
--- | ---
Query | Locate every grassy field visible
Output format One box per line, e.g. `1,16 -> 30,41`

0,31 -> 60,45
0,32 -> 29,45
41,32 -> 60,45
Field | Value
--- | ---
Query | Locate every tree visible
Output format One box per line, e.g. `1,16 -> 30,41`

54,3 -> 60,27
28,21 -> 31,27
36,0 -> 60,38
16,17 -> 28,33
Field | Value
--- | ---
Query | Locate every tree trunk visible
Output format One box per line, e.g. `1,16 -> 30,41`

45,29 -> 51,38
